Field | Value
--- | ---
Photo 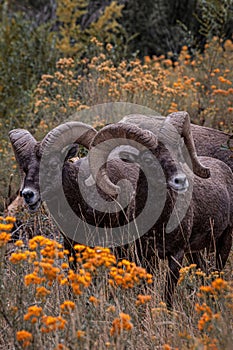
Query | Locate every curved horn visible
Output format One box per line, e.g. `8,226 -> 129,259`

88,123 -> 158,196
162,111 -> 210,178
9,129 -> 37,171
40,121 -> 97,155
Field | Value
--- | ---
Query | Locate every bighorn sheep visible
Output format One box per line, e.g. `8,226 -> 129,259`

119,112 -> 233,172
8,122 -> 141,257
87,112 -> 233,307
9,112 -> 232,289
9,113 -> 232,213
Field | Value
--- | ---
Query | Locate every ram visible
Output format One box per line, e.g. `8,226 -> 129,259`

9,113 -> 232,283
119,112 -> 233,172
9,121 -> 141,258
87,112 -> 233,307
9,112 -> 232,213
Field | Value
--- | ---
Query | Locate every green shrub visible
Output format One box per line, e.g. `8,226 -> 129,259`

0,2 -> 58,128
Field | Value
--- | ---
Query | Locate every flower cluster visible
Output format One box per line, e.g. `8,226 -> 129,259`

16,330 -> 33,348
41,315 -> 67,333
110,312 -> 133,336
196,303 -> 220,332
74,244 -> 117,271
24,305 -> 43,323
60,300 -> 75,314
178,263 -> 206,286
109,259 -> 153,289
7,235 -> 154,346
135,294 -> 152,306
34,36 -> 232,134
199,277 -> 229,297
193,277 -> 233,349
0,216 -> 16,247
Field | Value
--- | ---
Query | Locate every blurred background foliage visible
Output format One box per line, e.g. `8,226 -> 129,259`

1,0 -> 232,127
0,0 -> 232,209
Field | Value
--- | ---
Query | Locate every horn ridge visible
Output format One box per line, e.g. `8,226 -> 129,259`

40,121 -> 97,154
164,111 -> 210,178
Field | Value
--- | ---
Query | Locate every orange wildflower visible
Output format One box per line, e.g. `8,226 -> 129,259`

16,330 -> 33,348
77,330 -> 85,339
36,286 -> 50,298
0,223 -> 14,231
60,300 -> 75,313
136,294 -> 152,306
144,56 -> 151,63
110,312 -> 133,336
24,305 -> 43,322
41,315 -> 67,333
0,232 -> 11,246
163,345 -> 171,350
211,278 -> 228,291
14,240 -> 24,247
9,252 -> 27,264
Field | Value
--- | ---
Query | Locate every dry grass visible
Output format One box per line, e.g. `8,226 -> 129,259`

0,215 -> 233,350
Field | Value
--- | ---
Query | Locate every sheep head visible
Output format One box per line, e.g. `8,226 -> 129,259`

87,113 -> 210,198
9,122 -> 97,212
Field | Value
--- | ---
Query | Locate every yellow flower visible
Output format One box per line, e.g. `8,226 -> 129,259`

144,56 -> 151,63
211,278 -> 228,291
213,89 -> 228,96
77,330 -> 85,339
15,240 -> 24,247
61,262 -> 69,269
24,305 -> 43,322
136,294 -> 152,306
25,272 -> 44,286
163,345 -> 171,350
16,330 -> 33,347
199,285 -> 213,293
0,232 -> 11,246
36,286 -> 50,298
182,45 -> 188,51
60,300 -> 75,312
0,223 -> 14,231
9,252 -> 27,264
3,216 -> 16,223
110,312 -> 133,336
89,296 -> 100,306
41,315 -> 67,333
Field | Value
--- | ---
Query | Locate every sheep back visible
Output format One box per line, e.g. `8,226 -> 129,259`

190,156 -> 233,253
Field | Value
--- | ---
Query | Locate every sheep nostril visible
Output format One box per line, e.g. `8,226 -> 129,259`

174,174 -> 187,186
22,190 -> 34,203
